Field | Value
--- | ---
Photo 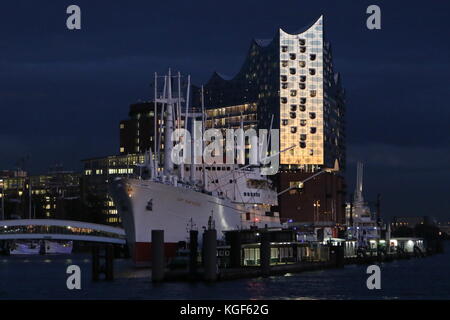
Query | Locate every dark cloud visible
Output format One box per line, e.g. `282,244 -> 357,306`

1,0 -> 449,220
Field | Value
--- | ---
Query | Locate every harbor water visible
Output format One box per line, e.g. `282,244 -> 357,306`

1,242 -> 449,300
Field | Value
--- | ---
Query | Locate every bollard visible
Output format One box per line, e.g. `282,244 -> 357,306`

189,230 -> 198,279
203,229 -> 217,282
92,245 -> 100,281
151,230 -> 165,282
336,243 -> 345,268
229,231 -> 242,268
105,244 -> 114,281
260,232 -> 270,277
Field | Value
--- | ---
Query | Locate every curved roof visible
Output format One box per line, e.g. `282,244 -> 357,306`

205,15 -> 323,85
279,15 -> 323,36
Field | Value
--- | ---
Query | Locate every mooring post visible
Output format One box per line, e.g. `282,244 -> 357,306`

203,229 -> 217,282
260,232 -> 271,277
189,230 -> 198,279
92,245 -> 100,281
105,244 -> 114,281
229,231 -> 242,268
151,230 -> 165,282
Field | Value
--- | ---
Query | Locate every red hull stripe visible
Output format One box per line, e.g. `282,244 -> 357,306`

133,242 -> 179,264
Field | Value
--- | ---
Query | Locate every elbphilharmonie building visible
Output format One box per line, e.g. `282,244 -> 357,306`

198,15 -> 346,173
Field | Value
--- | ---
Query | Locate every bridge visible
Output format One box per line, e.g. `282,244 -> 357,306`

0,219 -> 126,244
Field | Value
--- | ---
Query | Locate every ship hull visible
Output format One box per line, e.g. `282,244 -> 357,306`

110,178 -> 244,265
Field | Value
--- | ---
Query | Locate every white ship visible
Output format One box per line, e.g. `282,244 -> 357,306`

109,70 -> 281,265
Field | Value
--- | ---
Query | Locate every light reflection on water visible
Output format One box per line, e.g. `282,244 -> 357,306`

1,243 -> 450,300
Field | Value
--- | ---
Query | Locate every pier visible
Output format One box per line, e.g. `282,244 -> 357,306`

149,228 -> 437,283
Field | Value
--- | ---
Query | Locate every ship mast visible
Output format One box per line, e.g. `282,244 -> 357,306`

163,70 -> 174,175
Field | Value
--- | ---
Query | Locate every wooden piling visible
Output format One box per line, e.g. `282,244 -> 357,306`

203,229 -> 217,282
151,230 -> 165,282
260,232 -> 271,277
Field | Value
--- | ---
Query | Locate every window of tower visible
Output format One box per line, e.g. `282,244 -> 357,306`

300,97 -> 307,104
309,112 -> 316,119
300,75 -> 306,82
289,53 -> 296,60
299,39 -> 305,46
299,83 -> 306,90
290,112 -> 296,119
289,68 -> 296,75
299,61 -> 306,68
291,127 -> 297,133
300,46 -> 306,53
310,127 -> 317,134
310,90 -> 317,97
281,75 -> 287,82
281,46 -> 288,52
290,90 -> 297,97
310,54 -> 316,61
299,105 -> 306,111
309,68 -> 316,75
290,105 -> 297,112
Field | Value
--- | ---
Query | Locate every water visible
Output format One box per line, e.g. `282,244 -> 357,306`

1,243 -> 450,300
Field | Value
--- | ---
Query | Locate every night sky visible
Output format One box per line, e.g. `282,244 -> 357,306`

1,0 -> 449,220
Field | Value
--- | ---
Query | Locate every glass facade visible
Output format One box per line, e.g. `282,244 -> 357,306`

199,15 -> 345,172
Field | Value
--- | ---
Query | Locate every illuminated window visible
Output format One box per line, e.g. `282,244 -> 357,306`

120,147 -> 124,153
